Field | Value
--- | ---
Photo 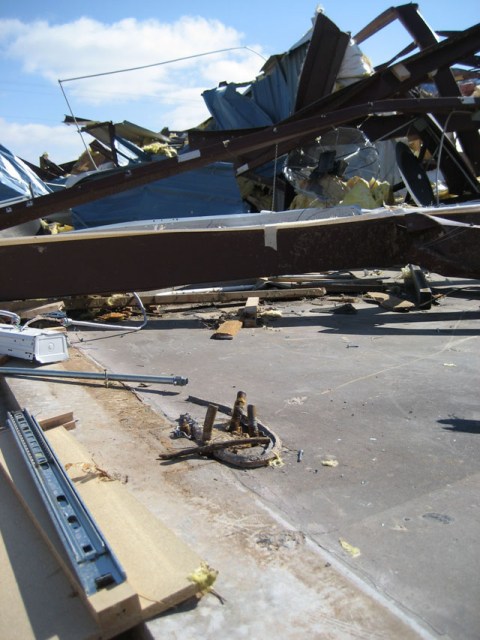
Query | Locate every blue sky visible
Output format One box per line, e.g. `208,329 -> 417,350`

1,0 -> 478,165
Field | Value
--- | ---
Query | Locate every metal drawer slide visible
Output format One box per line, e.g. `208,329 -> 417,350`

7,409 -> 126,595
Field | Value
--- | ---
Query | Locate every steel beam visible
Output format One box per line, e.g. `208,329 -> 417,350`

238,24 -> 480,178
0,209 -> 480,300
294,12 -> 350,110
394,3 -> 480,173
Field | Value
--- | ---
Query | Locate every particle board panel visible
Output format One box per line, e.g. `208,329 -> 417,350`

0,427 -> 141,634
45,426 -> 204,619
0,424 -> 205,637
0,462 -> 100,640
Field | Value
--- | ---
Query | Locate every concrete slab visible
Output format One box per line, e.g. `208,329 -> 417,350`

2,273 -> 479,638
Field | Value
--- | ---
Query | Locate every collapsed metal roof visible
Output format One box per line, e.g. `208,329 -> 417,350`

0,3 -> 479,231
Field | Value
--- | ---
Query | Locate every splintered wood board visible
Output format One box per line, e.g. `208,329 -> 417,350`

212,319 -> 243,339
366,291 -> 415,311
0,425 -> 205,638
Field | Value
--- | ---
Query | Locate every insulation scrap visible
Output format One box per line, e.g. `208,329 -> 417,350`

142,142 -> 177,158
339,538 -> 361,558
334,40 -> 374,90
321,459 -> 339,467
259,309 -> 283,319
65,461 -> 115,482
268,452 -> 285,467
341,177 -> 392,208
188,562 -> 219,594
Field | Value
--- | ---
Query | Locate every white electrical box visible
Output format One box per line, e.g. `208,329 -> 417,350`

0,324 -> 69,364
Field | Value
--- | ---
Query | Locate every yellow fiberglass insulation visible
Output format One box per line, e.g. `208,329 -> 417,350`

341,176 -> 392,209
289,176 -> 392,211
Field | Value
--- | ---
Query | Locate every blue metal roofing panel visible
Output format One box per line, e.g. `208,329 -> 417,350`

251,65 -> 292,122
0,144 -> 51,201
202,84 -> 274,130
202,37 -> 310,131
71,161 -> 249,228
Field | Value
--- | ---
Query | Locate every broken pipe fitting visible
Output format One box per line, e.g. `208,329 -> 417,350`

247,404 -> 259,437
201,404 -> 218,444
228,390 -> 247,433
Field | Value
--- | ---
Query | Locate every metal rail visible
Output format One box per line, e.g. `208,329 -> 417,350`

7,409 -> 126,595
0,367 -> 188,386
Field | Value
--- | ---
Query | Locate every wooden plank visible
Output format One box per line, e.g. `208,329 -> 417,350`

1,287 -> 327,312
0,425 -> 205,635
154,287 -> 325,305
21,301 -> 66,320
39,411 -> 75,431
0,462 -> 100,640
47,427 -> 204,620
212,319 -> 243,340
0,300 -> 66,321
242,296 -> 259,328
0,428 -> 141,632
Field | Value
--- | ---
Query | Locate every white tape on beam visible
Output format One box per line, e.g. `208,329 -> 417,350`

178,150 -> 201,162
264,225 -> 278,251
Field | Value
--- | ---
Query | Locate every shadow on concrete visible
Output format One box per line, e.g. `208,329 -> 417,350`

311,308 -> 480,336
65,306 -> 480,338
438,417 -> 480,434
115,621 -> 156,639
156,594 -> 202,617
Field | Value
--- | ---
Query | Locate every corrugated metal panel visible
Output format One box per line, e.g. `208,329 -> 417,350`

251,65 -> 291,122
71,161 -> 248,228
201,29 -> 311,130
202,84 -> 274,129
0,144 -> 51,200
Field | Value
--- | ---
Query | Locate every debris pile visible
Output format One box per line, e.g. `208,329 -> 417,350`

159,391 -> 282,468
0,4 -> 479,638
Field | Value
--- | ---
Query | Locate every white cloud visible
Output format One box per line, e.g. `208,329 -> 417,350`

0,18 -> 27,41
2,15 -> 264,107
0,118 -> 85,165
0,15 -> 266,164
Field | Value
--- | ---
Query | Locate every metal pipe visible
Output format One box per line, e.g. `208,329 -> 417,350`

0,367 -> 188,386
0,310 -> 21,326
